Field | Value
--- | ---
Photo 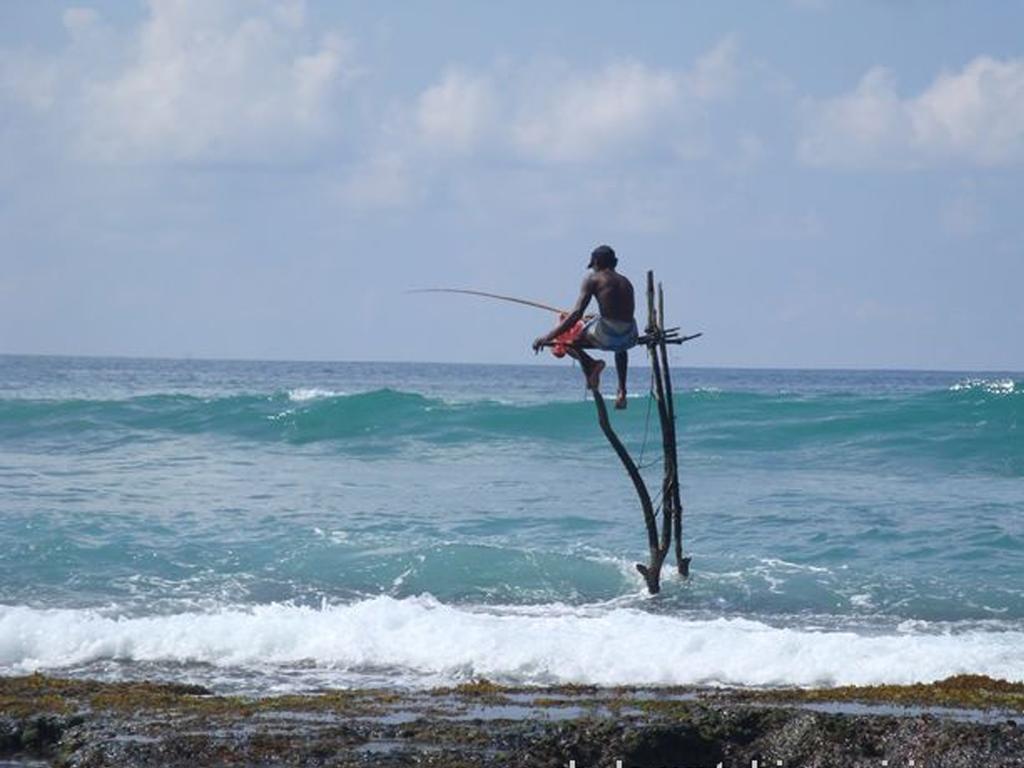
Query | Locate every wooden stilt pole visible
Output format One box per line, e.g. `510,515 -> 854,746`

593,393 -> 655,561
584,268 -> 696,594
657,282 -> 690,578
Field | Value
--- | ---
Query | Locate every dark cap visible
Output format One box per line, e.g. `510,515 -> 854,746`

587,244 -> 617,269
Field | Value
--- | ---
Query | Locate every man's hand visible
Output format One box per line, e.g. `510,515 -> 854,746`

532,336 -> 548,353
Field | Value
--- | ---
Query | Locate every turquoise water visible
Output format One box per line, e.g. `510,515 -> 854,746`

0,355 -> 1021,692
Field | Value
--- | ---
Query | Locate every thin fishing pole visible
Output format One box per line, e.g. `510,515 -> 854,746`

407,288 -> 567,315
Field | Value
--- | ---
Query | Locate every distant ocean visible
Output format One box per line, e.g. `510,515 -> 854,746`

1,355 -> 1021,694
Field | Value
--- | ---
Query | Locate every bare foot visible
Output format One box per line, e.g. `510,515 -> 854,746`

585,360 -> 606,391
615,390 -> 627,409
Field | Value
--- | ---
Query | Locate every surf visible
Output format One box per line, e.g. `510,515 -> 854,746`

2,596 -> 1023,692
0,382 -> 1019,473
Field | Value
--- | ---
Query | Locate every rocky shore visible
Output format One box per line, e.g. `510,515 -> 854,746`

2,674 -> 1023,767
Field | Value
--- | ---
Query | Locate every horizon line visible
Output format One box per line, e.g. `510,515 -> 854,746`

1,351 -> 1021,376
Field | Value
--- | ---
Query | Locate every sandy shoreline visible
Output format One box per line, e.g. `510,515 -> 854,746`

3,674 -> 1024,766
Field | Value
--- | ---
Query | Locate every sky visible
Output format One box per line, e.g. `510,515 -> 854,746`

1,1 -> 1022,370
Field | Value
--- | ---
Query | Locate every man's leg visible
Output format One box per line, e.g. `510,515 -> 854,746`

614,350 -> 628,409
566,342 -> 605,391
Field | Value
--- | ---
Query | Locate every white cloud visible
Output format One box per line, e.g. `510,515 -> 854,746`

405,39 -> 741,166
800,56 -> 1024,168
511,60 -> 678,162
0,0 -> 354,163
340,39 -> 749,210
913,57 -> 1024,165
686,37 -> 739,101
415,70 -> 495,153
79,0 -> 352,161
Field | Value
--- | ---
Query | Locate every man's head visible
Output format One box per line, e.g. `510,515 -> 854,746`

587,244 -> 617,270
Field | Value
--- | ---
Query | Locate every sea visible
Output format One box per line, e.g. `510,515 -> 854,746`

0,355 -> 1021,695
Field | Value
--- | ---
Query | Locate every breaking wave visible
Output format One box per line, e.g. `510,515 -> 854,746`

3,596 -> 1023,691
0,383 -> 1019,472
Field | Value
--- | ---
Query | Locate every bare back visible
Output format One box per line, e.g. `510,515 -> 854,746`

588,269 -> 635,322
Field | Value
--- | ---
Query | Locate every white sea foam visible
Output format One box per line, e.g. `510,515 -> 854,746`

949,378 -> 1016,395
2,597 -> 1023,689
287,388 -> 347,402
756,558 -> 831,574
849,593 -> 875,609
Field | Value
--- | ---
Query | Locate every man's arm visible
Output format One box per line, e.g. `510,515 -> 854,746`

532,277 -> 594,351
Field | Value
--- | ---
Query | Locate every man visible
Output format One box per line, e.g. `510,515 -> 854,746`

532,244 -> 638,409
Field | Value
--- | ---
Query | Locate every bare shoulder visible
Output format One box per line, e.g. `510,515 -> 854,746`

591,271 -> 626,295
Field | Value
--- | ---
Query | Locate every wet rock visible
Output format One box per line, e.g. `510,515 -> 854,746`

4,675 -> 1024,767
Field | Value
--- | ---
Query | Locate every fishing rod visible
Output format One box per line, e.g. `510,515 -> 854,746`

407,288 -> 568,315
